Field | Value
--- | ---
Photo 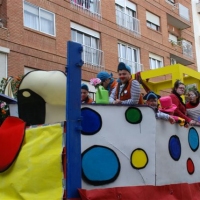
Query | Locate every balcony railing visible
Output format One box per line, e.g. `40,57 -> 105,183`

70,0 -> 101,19
169,40 -> 193,58
82,45 -> 104,71
182,43 -> 193,58
118,58 -> 143,74
178,3 -> 190,22
116,10 -> 141,36
165,1 -> 190,22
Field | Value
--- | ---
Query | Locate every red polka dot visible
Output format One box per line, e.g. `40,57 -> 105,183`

187,158 -> 194,175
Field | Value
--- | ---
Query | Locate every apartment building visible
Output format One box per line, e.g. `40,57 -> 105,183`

0,0 -> 196,93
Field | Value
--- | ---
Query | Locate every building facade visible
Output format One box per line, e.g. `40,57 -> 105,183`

0,0 -> 197,93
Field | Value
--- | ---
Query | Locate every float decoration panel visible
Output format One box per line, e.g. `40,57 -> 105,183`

81,105 -> 156,189
80,104 -> 200,190
0,123 -> 64,200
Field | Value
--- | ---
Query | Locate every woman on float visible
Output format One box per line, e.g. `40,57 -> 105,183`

186,89 -> 200,124
169,80 -> 196,126
186,89 -> 200,109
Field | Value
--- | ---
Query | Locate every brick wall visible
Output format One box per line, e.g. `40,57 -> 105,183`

0,0 -> 197,82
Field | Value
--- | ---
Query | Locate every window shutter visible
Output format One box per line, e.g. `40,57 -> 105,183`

115,0 -> 125,8
126,1 -> 136,11
146,11 -> 160,26
70,22 -> 100,38
149,53 -> 163,62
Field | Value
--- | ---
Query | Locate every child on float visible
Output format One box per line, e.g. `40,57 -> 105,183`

143,91 -> 175,124
81,83 -> 93,104
96,71 -> 118,95
159,96 -> 188,127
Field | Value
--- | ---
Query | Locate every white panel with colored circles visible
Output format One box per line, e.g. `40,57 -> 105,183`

81,105 -> 156,189
156,121 -> 200,185
80,105 -> 200,190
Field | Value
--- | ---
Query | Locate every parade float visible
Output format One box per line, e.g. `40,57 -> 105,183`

0,41 -> 200,200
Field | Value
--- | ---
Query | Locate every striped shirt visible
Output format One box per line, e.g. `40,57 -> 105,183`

109,80 -> 140,104
186,103 -> 200,121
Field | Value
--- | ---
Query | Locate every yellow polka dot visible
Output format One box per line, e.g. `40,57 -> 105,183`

131,149 -> 148,169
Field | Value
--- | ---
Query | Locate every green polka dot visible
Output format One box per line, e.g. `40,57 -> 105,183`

125,107 -> 142,124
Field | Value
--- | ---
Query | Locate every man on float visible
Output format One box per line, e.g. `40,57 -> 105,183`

109,62 -> 140,105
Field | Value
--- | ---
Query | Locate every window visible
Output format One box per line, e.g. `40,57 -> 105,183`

0,47 -> 9,80
23,1 -> 55,36
149,53 -> 163,69
118,43 -> 142,74
115,0 -> 140,35
70,0 -> 101,17
146,11 -> 160,31
71,22 -> 104,68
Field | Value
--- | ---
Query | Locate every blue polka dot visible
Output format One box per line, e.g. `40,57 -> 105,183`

82,145 -> 120,185
168,135 -> 181,161
188,127 -> 199,152
81,108 -> 102,135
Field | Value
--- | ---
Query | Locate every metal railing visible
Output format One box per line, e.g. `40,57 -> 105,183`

178,3 -> 190,22
82,44 -> 104,71
165,1 -> 190,22
116,9 -> 141,36
70,0 -> 101,19
182,44 -> 193,58
169,40 -> 193,58
118,58 -> 143,74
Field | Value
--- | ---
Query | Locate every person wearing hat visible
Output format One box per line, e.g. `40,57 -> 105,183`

81,83 -> 93,104
159,96 -> 187,127
109,62 -> 140,105
97,71 -> 118,95
143,91 -> 175,124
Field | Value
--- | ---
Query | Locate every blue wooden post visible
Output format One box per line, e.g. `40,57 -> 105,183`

66,41 -> 83,198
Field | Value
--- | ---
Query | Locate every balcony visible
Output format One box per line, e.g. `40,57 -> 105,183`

170,54 -> 193,66
70,0 -> 101,19
165,1 -> 190,29
82,45 -> 104,71
118,58 -> 143,74
169,40 -> 194,65
116,10 -> 141,36
182,43 -> 193,58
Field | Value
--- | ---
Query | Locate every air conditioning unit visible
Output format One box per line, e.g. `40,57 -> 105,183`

170,58 -> 176,65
